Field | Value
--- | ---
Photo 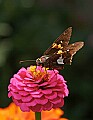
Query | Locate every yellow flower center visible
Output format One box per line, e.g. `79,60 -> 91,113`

28,66 -> 49,81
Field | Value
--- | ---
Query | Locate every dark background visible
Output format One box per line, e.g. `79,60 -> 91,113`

0,0 -> 93,120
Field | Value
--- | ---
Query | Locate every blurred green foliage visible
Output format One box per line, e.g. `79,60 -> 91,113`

0,0 -> 93,120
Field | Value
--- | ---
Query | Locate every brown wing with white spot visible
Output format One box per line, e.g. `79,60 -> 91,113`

44,27 -> 72,55
45,41 -> 84,68
63,42 -> 84,55
63,42 -> 84,64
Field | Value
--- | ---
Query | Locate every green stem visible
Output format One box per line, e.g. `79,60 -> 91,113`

35,112 -> 41,120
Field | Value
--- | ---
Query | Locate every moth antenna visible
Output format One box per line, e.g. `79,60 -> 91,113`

19,60 -> 36,64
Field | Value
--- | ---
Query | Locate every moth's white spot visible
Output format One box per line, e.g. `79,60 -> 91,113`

57,55 -> 64,64
60,41 -> 63,43
57,58 -> 64,64
67,49 -> 69,51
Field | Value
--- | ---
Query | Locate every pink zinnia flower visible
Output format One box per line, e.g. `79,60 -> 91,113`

8,66 -> 69,112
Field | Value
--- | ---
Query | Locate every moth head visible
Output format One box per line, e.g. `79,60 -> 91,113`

36,58 -> 42,65
36,56 -> 49,65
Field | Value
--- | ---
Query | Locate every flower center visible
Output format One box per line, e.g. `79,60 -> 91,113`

28,66 -> 49,81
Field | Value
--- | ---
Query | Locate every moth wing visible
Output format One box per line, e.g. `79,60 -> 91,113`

44,27 -> 72,55
63,42 -> 84,64
63,41 -> 84,55
45,41 -> 84,65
